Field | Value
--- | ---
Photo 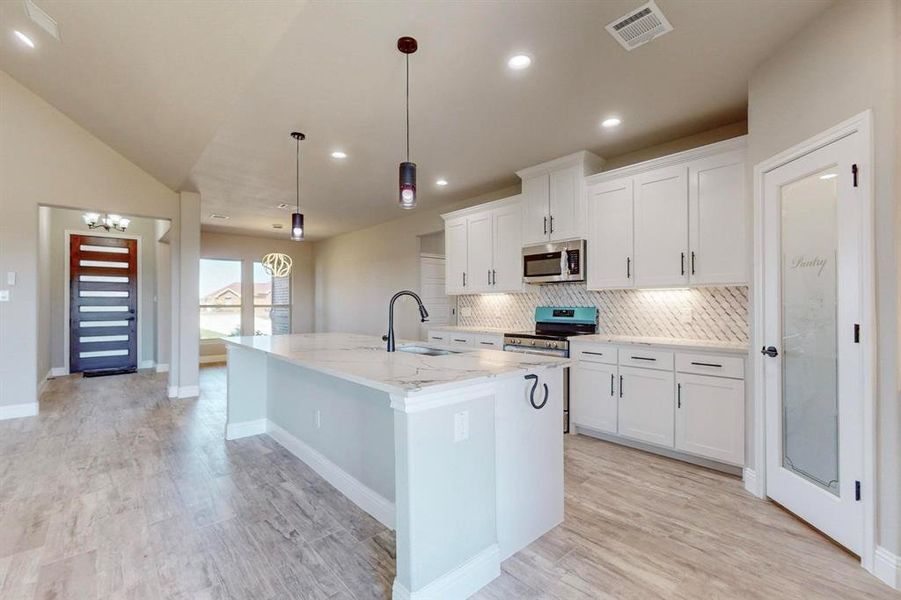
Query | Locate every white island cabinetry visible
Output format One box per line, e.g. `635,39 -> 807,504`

223,333 -> 567,599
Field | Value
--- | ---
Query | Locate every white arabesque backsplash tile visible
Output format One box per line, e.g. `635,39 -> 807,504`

457,284 -> 749,343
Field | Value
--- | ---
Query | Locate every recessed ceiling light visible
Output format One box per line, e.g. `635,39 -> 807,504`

601,117 -> 622,128
331,151 -> 347,159
820,173 -> 837,180
507,54 -> 531,70
209,214 -> 230,220
272,223 -> 284,229
276,203 -> 291,210
436,179 -> 448,186
14,30 -> 35,48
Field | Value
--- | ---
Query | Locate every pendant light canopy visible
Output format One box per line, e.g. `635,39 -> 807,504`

398,36 -> 417,210
290,131 -> 306,240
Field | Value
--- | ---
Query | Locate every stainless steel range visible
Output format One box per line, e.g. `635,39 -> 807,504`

504,307 -> 598,432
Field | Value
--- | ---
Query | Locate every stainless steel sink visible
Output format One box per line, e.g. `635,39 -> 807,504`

397,345 -> 462,357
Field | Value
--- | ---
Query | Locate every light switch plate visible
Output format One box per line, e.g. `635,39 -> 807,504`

6,272 -> 15,286
454,410 -> 470,442
0,290 -> 9,302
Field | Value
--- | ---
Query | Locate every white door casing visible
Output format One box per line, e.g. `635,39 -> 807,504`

762,132 -> 864,555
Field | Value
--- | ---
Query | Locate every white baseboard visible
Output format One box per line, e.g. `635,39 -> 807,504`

139,360 -> 155,369
167,385 -> 199,399
743,468 -> 763,498
267,420 -> 396,530
50,367 -> 68,377
38,370 -> 52,396
0,402 -> 39,421
225,418 -> 268,440
155,363 -> 170,373
200,354 -> 227,365
874,546 -> 901,590
392,544 -> 500,600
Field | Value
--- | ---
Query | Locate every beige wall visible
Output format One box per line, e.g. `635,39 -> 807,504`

313,187 -> 518,341
747,0 -> 899,554
601,121 -> 748,171
200,231 -> 315,357
0,70 -> 186,407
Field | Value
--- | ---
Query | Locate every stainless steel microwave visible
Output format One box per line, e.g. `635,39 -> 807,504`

522,240 -> 585,284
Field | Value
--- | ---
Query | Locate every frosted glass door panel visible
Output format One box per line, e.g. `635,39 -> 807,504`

780,167 -> 839,494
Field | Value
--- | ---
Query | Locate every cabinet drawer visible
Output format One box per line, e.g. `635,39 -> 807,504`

574,345 -> 618,365
676,352 -> 743,379
473,334 -> 503,349
618,348 -> 674,371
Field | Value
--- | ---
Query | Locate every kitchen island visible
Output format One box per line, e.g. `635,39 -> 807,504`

223,333 -> 568,600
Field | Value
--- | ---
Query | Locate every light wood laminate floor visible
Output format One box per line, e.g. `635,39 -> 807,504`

0,367 -> 896,599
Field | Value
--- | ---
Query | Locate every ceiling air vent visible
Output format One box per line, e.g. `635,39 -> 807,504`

24,0 -> 60,41
606,0 -> 672,51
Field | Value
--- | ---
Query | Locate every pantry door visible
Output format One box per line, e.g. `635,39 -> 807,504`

69,234 -> 138,374
762,132 -> 863,554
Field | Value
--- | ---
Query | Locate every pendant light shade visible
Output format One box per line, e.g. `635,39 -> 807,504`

290,131 -> 306,241
398,36 -> 418,210
291,212 -> 304,241
399,161 -> 416,209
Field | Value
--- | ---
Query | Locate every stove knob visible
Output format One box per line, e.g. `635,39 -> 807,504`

551,341 -> 558,349
530,340 -> 536,346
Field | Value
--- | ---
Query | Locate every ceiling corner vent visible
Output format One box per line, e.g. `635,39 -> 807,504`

605,0 -> 673,51
24,0 -> 60,41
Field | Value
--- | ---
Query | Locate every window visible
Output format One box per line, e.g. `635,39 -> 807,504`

199,259 -> 242,340
253,261 -> 291,335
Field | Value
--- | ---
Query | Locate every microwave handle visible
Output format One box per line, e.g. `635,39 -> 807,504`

560,249 -> 569,275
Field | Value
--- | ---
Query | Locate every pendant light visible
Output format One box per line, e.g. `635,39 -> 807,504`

290,131 -> 305,240
398,36 -> 418,209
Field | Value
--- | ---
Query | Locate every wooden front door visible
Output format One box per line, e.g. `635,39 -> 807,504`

69,234 -> 138,374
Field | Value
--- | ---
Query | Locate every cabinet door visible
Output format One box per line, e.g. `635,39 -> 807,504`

548,164 -> 583,241
571,362 -> 618,433
491,202 -> 523,292
521,173 -> 550,245
466,213 -> 493,293
618,365 -> 675,447
634,165 -> 689,287
688,150 -> 747,285
445,217 -> 468,294
586,177 -> 634,289
675,373 -> 744,465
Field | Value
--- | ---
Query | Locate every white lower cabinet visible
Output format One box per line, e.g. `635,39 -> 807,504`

427,329 -> 503,350
617,365 -> 675,447
675,373 -> 744,466
570,362 -> 618,434
571,342 -> 747,469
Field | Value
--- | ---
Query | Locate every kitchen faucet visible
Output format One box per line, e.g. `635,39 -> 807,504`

384,290 -> 429,352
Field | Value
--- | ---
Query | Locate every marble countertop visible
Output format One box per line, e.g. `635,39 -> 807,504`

570,334 -> 749,354
223,333 -> 569,397
427,325 -> 509,335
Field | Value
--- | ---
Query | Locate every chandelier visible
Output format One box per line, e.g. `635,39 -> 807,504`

261,252 -> 292,278
82,212 -> 130,232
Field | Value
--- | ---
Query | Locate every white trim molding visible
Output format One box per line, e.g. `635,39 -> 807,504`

139,359 -> 155,370
155,363 -> 170,373
225,418 -> 268,441
0,402 -> 39,420
391,544 -> 500,600
752,110 -> 877,572
874,546 -> 901,590
168,385 -> 199,399
50,367 -> 68,377
267,420 -> 396,530
742,468 -> 758,496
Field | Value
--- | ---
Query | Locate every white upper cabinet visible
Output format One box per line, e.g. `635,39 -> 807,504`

687,150 -> 747,285
518,152 -> 605,246
491,202 -> 523,292
634,164 -> 689,287
587,177 -> 634,289
445,217 -> 468,294
442,196 -> 524,295
585,138 -> 747,290
466,212 -> 493,293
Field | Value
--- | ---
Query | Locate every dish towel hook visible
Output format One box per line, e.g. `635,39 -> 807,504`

524,374 -> 549,410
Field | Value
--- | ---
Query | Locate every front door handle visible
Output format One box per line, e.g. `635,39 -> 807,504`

761,346 -> 779,358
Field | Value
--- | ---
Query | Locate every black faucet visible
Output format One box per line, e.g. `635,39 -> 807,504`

384,290 -> 429,352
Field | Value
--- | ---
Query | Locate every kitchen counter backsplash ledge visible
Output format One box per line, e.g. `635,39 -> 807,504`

456,284 -> 748,344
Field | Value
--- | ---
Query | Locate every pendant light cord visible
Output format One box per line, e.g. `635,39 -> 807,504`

405,53 -> 410,162
295,136 -> 300,212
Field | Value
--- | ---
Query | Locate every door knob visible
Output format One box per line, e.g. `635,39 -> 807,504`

761,346 -> 779,358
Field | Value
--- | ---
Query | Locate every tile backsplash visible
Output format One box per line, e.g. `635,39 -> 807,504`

457,284 -> 749,343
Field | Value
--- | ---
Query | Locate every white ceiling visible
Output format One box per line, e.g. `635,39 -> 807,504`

1,0 -> 831,240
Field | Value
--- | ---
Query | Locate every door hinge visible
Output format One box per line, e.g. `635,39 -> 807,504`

852,163 -> 859,187
854,323 -> 860,343
855,480 -> 861,501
